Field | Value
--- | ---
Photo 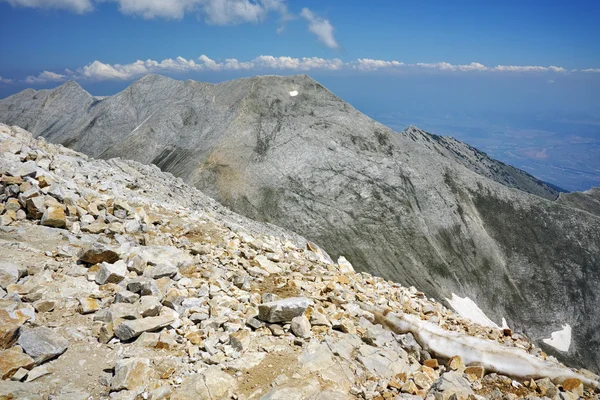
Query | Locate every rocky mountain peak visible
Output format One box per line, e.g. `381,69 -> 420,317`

0,74 -> 599,374
56,79 -> 87,91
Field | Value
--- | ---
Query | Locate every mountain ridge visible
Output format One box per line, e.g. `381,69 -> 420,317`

1,74 -> 599,372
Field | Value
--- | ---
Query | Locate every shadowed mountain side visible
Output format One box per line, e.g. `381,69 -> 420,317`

1,74 -> 599,372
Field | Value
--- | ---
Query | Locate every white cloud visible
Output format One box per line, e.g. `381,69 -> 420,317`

25,70 -> 67,84
356,59 -> 404,71
253,55 -> 343,70
74,54 -> 344,80
414,62 -> 488,72
547,66 -> 566,72
2,0 -> 93,13
491,65 -> 566,73
201,0 -> 283,24
580,68 -> 600,73
79,60 -> 144,80
0,76 -> 14,84
5,0 -> 289,26
403,61 -> 568,73
300,8 -> 340,49
222,58 -> 255,70
457,62 -> 488,71
12,56 -> 590,84
97,0 -> 287,23
99,0 -> 195,19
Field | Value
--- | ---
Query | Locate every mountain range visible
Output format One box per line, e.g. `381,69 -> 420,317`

0,74 -> 598,372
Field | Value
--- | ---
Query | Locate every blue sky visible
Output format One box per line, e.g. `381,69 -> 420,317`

0,0 -> 599,190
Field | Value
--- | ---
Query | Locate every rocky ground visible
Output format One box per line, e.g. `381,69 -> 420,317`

0,122 -> 598,400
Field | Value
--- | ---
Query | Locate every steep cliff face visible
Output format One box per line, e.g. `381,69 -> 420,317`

1,74 -> 599,371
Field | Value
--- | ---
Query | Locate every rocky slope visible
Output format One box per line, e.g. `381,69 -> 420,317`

2,123 -> 600,399
556,188 -> 600,217
0,75 -> 599,373
415,131 -> 562,200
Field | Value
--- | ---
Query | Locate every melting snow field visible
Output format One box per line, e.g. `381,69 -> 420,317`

446,293 -> 502,328
447,294 -> 572,353
362,303 -> 598,387
543,324 -> 572,352
289,90 -> 298,97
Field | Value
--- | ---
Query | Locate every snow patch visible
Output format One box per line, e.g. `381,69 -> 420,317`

543,324 -> 572,352
289,90 -> 298,97
446,293 -> 501,329
361,303 -> 599,387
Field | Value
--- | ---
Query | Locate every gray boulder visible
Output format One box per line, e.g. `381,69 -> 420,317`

429,371 -> 474,400
114,311 -> 178,341
18,327 -> 68,364
0,261 -> 25,289
258,297 -> 312,323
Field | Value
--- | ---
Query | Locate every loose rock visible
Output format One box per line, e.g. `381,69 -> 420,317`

17,327 -> 69,364
0,346 -> 35,379
291,315 -> 312,338
114,311 -> 178,341
258,297 -> 312,323
79,242 -> 120,264
110,357 -> 151,392
40,206 -> 66,228
95,260 -> 127,285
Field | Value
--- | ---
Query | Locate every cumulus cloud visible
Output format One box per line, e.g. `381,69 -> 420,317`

414,62 -> 488,72
75,54 -> 344,80
253,55 -> 343,70
96,0 -> 287,23
492,65 -> 566,73
2,0 -> 93,13
25,70 -> 68,84
4,1 -> 336,49
300,8 -> 340,49
580,68 -> 600,73
4,0 -> 290,26
0,76 -> 14,84
79,60 -> 145,80
8,56 -> 586,85
356,59 -> 404,71
99,0 -> 195,19
201,0 -> 286,24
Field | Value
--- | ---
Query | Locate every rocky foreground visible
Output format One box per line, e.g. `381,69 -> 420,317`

0,122 -> 598,400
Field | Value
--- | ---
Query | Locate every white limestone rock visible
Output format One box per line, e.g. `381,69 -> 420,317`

258,297 -> 312,323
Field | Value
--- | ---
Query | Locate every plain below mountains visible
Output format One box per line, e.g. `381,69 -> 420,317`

0,74 -> 598,372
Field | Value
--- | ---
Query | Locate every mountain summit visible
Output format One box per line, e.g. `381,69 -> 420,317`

1,74 -> 598,372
